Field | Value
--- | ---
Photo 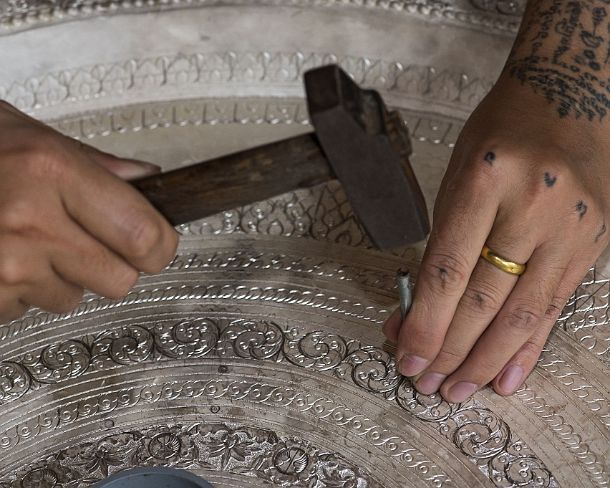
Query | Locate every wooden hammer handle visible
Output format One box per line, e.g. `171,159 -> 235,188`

131,133 -> 333,226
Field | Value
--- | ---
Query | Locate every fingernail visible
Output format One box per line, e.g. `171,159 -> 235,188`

416,372 -> 446,395
138,161 -> 162,170
498,365 -> 524,394
130,160 -> 161,173
447,382 -> 478,403
398,355 -> 429,377
119,161 -> 161,180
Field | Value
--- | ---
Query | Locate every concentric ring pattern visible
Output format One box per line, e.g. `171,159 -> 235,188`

0,1 -> 608,487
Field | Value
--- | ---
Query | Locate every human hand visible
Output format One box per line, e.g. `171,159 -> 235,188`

383,76 -> 610,401
0,101 -> 179,323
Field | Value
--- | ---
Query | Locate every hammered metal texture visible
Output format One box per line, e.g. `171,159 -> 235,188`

0,2 -> 609,487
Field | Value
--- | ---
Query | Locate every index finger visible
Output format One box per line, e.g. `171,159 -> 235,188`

58,148 -> 178,274
395,153 -> 500,376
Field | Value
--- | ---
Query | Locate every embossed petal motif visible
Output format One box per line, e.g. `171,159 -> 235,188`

0,0 -> 526,34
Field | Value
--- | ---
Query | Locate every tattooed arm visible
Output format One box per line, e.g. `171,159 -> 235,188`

509,0 -> 610,121
384,0 -> 610,401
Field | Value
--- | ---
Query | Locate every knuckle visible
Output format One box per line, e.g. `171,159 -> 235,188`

147,227 -> 178,274
53,289 -> 84,314
544,296 -> 566,321
594,222 -> 609,246
399,315 -> 445,353
431,347 -> 468,372
504,304 -> 541,332
0,254 -> 27,286
20,138 -> 69,181
523,171 -> 553,202
421,250 -> 470,296
0,199 -> 40,232
461,282 -> 505,316
518,339 -> 543,360
124,217 -> 163,263
515,159 -> 570,213
467,165 -> 494,194
107,268 -> 139,299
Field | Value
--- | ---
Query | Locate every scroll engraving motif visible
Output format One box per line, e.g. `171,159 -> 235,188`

0,0 -> 524,35
0,317 -> 555,487
516,384 -> 608,487
538,345 -> 610,427
557,266 -> 610,362
3,423 -> 383,487
2,380 -> 448,484
0,363 -> 30,404
469,0 -> 525,16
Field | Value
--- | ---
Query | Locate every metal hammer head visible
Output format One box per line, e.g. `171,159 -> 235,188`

304,65 -> 430,250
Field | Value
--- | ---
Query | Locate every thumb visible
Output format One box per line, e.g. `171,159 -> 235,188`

77,142 -> 161,180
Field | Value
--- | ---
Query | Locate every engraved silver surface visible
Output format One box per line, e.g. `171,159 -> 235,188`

0,0 -> 525,35
0,2 -> 609,487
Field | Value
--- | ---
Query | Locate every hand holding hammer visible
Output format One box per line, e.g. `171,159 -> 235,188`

0,65 -> 428,325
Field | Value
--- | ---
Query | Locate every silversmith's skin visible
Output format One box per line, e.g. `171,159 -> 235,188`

0,0 -> 609,408
383,0 -> 610,402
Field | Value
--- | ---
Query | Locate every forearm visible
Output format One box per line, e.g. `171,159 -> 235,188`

505,0 -> 610,122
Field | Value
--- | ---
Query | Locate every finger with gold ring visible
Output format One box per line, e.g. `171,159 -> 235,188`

480,245 -> 526,276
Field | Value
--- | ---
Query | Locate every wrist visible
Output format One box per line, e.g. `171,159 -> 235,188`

502,0 -> 610,123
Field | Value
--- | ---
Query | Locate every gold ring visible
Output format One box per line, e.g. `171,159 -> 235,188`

480,245 -> 526,276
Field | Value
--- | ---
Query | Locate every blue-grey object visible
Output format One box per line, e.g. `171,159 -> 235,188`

93,467 -> 214,488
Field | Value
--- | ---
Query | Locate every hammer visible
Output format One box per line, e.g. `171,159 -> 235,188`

132,65 -> 430,250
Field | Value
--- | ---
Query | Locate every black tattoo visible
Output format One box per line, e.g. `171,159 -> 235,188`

595,222 -> 607,242
544,172 -> 557,186
484,152 -> 496,164
507,0 -> 610,121
576,200 -> 588,219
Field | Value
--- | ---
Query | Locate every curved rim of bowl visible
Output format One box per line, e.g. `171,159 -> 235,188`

93,467 -> 214,488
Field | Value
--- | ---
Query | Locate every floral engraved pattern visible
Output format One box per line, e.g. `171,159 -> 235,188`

3,423 -> 382,487
344,347 -> 402,398
0,3 -> 605,485
179,182 -> 376,252
469,0 -> 525,15
284,331 -> 349,371
516,385 -> 608,487
0,0 -> 524,35
0,52 -> 494,115
557,266 -> 610,362
154,319 -> 220,359
0,317 -> 555,487
0,362 -> 30,404
22,340 -> 90,384
219,319 -> 284,360
49,99 -> 461,150
92,326 -> 153,366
